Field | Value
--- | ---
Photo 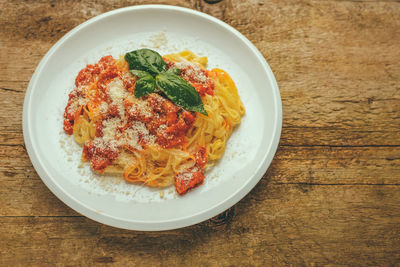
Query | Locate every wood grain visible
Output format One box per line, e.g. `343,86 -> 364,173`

1,184 -> 399,266
0,0 -> 399,265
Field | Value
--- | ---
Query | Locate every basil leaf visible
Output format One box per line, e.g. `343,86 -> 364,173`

156,73 -> 207,115
135,74 -> 156,98
166,67 -> 181,75
125,49 -> 167,76
130,70 -> 152,79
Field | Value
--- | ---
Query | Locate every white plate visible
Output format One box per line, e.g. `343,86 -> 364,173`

23,5 -> 282,231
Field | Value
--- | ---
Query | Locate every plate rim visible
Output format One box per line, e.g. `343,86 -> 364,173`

22,4 -> 282,231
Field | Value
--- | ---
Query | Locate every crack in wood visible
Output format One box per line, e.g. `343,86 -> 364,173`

0,87 -> 23,93
204,0 -> 223,4
0,144 -> 26,150
386,156 -> 400,161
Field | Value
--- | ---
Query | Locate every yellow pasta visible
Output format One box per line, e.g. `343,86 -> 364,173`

63,50 -> 244,195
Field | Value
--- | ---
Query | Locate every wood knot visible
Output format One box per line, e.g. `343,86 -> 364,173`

209,207 -> 235,226
204,0 -> 223,4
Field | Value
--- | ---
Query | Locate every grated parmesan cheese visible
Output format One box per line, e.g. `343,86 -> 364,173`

130,100 -> 153,119
99,101 -> 108,114
90,77 -> 159,153
91,137 -> 119,153
174,60 -> 207,83
67,97 -> 88,116
130,121 -> 156,145
121,128 -> 142,150
149,31 -> 168,48
157,124 -> 167,133
107,78 -> 128,118
177,172 -> 194,185
102,118 -> 122,142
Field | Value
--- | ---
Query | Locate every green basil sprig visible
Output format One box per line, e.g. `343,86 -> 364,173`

125,49 -> 207,116
156,72 -> 206,115
130,70 -> 156,98
125,48 -> 167,76
166,67 -> 181,75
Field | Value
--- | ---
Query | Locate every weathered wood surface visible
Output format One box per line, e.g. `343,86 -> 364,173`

0,0 -> 399,265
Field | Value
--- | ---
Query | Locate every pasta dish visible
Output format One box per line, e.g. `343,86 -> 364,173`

63,49 -> 244,195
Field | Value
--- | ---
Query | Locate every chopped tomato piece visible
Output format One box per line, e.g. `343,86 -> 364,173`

175,170 -> 205,195
63,119 -> 73,135
195,146 -> 207,168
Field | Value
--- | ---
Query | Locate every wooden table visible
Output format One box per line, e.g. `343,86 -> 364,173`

1,0 -> 399,265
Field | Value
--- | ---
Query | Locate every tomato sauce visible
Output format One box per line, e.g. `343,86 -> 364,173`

175,170 -> 205,195
164,58 -> 215,97
82,140 -> 119,172
126,93 -> 197,149
64,56 -> 119,136
174,146 -> 207,195
65,55 -> 213,194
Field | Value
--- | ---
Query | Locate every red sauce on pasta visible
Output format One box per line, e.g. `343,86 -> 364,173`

63,55 -> 215,194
